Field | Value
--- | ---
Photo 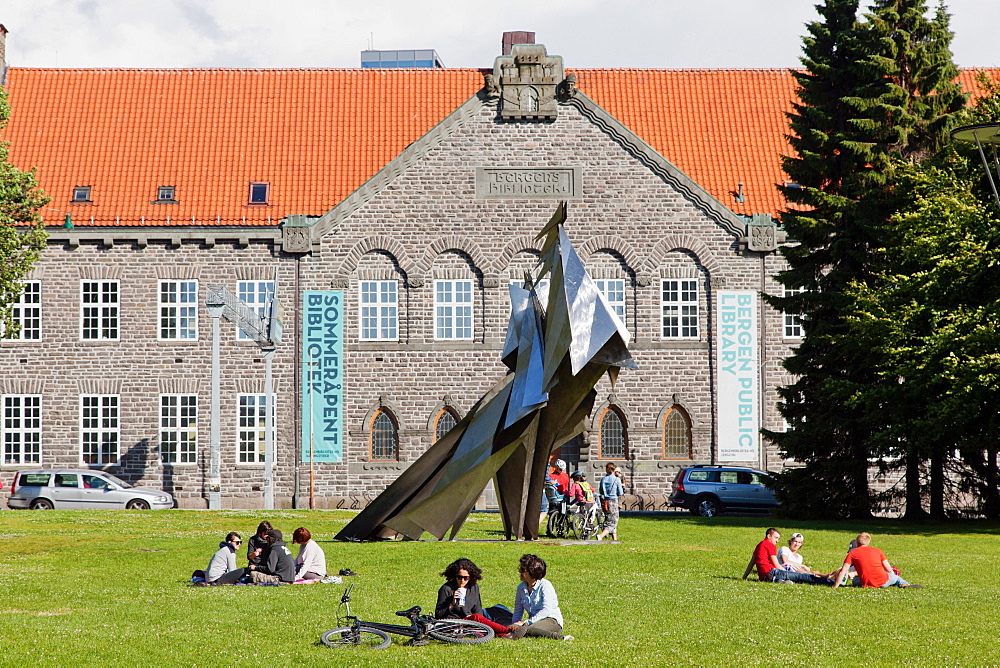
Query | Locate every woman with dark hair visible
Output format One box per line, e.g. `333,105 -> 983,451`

247,521 -> 272,568
509,554 -> 572,641
292,527 -> 327,580
436,558 -> 485,619
435,558 -> 513,636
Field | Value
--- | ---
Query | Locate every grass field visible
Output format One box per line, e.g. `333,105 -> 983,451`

1,509 -> 998,666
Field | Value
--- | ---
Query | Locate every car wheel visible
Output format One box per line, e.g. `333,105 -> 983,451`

30,498 -> 54,510
694,495 -> 721,518
126,499 -> 150,510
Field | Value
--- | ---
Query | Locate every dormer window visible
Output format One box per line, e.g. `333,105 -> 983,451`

249,182 -> 269,204
72,186 -> 92,202
157,186 -> 176,202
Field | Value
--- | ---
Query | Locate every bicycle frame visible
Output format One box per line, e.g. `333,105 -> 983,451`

335,585 -> 441,643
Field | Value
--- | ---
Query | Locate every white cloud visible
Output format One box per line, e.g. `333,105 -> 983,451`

2,0 -> 996,69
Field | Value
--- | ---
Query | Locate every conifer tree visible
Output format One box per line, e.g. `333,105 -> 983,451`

0,86 -> 48,338
766,0 -> 966,519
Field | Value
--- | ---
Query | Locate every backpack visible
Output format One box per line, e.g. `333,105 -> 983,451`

578,481 -> 595,503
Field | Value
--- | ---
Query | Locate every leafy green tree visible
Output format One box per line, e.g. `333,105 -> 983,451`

0,85 -> 48,338
766,0 -> 966,519
845,77 -> 1000,518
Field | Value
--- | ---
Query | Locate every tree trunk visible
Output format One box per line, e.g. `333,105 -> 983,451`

929,448 -> 945,519
985,447 -> 1000,520
903,448 -> 928,519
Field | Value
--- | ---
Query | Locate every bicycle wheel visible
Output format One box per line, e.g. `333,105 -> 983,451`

321,626 -> 392,649
428,619 -> 495,644
565,511 -> 579,540
547,511 -> 567,538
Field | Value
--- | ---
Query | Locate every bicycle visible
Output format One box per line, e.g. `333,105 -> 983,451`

320,584 -> 495,649
546,496 -> 580,539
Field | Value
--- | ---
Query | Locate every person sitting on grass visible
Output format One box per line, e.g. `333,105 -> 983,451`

742,527 -> 832,585
831,532 -> 922,589
777,532 -> 829,577
435,558 -> 513,637
249,529 -> 296,584
291,527 -> 326,581
508,554 -> 573,641
247,520 -> 273,569
204,532 -> 244,584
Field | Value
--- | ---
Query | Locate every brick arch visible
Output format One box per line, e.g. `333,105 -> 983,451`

335,235 -> 413,279
361,395 -> 408,433
577,235 -> 641,273
491,235 -> 544,275
642,235 -> 722,277
415,236 -> 488,276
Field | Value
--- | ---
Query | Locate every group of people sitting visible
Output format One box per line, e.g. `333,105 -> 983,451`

199,520 -> 328,585
542,459 -> 625,541
435,554 -> 573,641
743,527 -> 923,589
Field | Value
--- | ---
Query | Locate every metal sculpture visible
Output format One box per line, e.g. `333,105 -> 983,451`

335,202 -> 635,541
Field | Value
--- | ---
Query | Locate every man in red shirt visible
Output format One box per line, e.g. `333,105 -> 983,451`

550,459 -> 570,497
743,528 -> 831,585
832,532 -> 921,589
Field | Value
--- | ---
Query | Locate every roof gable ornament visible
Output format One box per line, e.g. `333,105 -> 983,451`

493,44 -> 564,121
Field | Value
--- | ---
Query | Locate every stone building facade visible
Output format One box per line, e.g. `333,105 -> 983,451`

1,38 -> 805,509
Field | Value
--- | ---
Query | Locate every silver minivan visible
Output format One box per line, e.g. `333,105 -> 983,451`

7,469 -> 174,510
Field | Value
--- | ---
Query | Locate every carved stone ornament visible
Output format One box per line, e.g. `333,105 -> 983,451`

406,274 -> 425,289
635,273 -> 653,287
330,276 -> 350,289
482,275 -> 501,289
483,72 -> 501,100
494,44 -> 564,121
746,214 -> 778,252
283,226 -> 311,253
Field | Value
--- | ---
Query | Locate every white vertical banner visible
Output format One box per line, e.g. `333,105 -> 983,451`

717,290 -> 759,462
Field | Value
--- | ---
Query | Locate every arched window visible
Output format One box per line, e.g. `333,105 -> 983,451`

434,407 -> 459,442
662,405 -> 692,459
599,406 -> 628,460
370,409 -> 398,461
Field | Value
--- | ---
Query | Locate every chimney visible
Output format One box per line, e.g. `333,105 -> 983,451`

502,31 -> 535,56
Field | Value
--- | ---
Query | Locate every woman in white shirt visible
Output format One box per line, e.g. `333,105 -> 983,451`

291,527 -> 326,580
778,532 -> 827,576
508,554 -> 573,641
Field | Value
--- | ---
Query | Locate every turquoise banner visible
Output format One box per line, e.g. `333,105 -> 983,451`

301,291 -> 343,463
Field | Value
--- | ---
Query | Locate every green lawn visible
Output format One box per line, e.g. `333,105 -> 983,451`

1,509 -> 998,666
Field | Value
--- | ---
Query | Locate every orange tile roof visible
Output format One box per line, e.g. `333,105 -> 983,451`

3,67 -> 997,226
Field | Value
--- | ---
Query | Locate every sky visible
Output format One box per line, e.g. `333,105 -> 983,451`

1,0 -> 998,70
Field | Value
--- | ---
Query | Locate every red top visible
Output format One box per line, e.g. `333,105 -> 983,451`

752,539 -> 778,581
551,471 -> 570,496
846,546 -> 889,587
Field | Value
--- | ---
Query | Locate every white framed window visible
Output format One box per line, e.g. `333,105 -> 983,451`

434,280 -> 473,340
661,279 -> 698,339
783,286 -> 806,338
238,394 -> 275,464
8,281 -> 41,340
508,277 -> 550,314
360,280 -> 398,341
159,280 -> 198,340
160,394 -> 197,464
595,278 -> 626,321
81,395 -> 119,465
3,395 -> 42,465
237,281 -> 274,341
81,280 -> 120,340
72,186 -> 92,202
